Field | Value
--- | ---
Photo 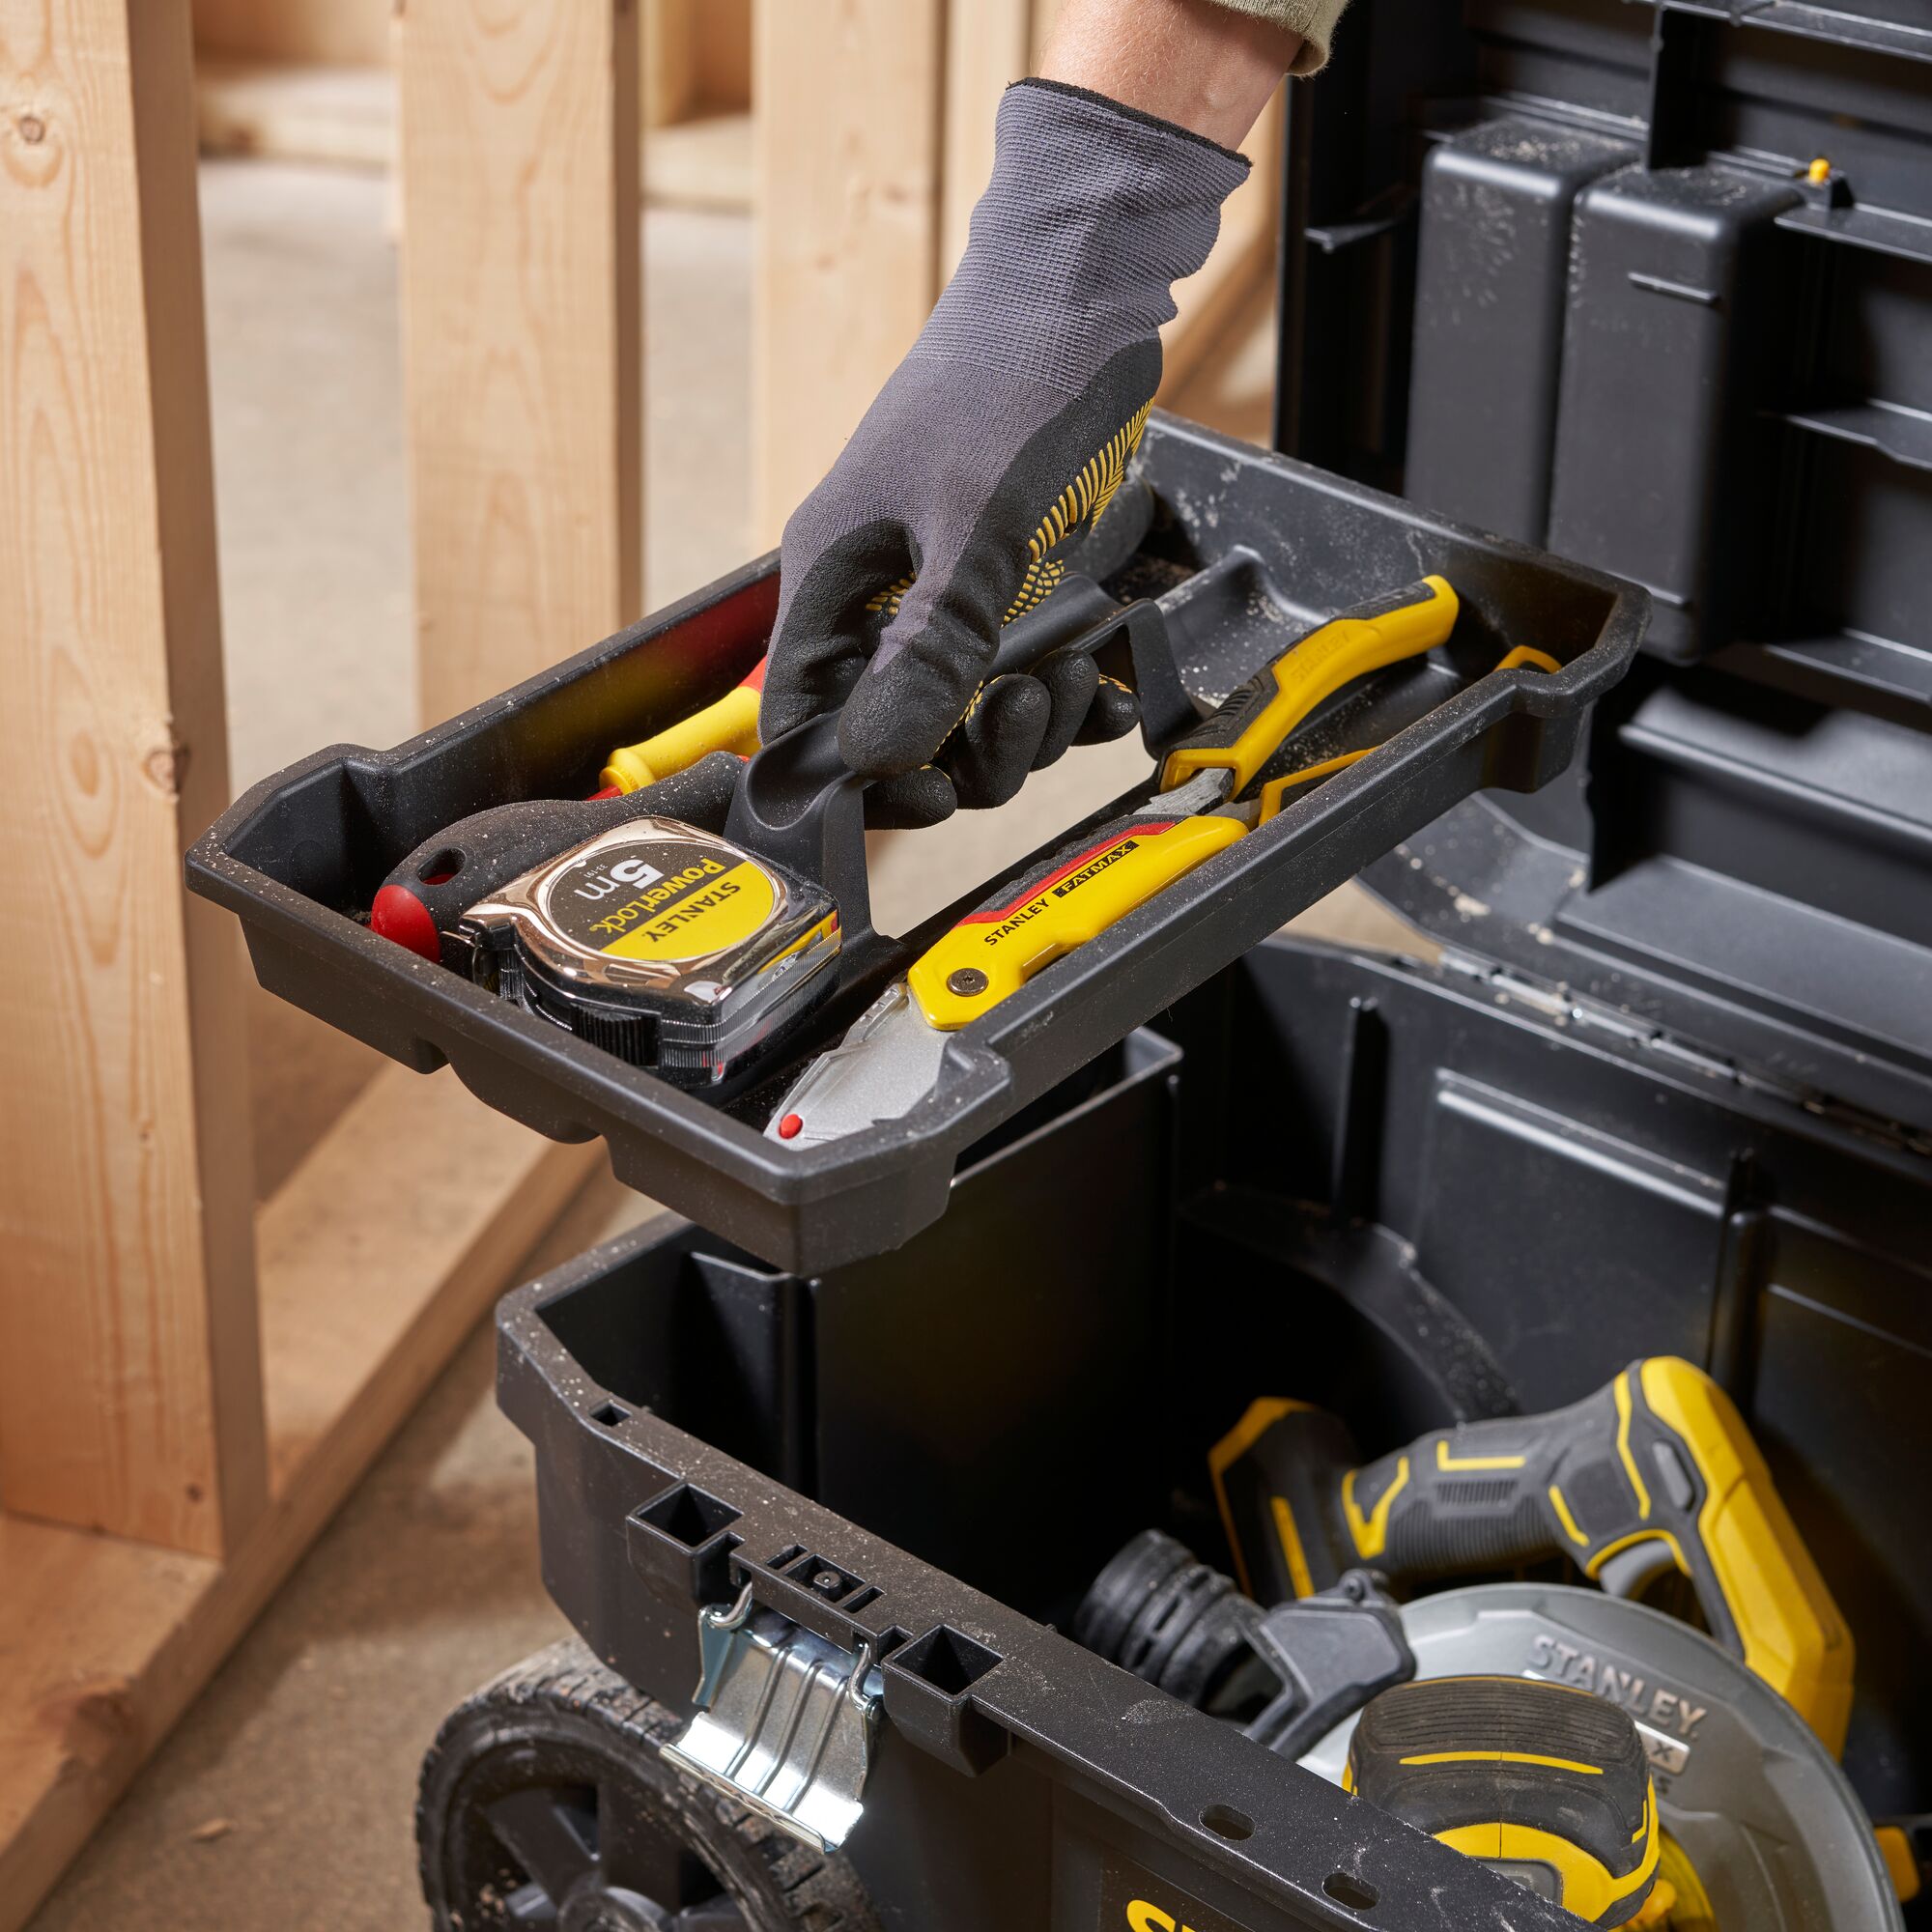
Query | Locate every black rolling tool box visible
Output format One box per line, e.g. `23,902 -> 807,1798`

189,5 -> 1932,1929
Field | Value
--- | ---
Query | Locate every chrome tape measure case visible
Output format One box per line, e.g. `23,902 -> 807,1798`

460,818 -> 839,1087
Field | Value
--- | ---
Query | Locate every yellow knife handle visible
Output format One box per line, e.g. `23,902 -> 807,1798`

601,678 -> 764,795
907,812 -> 1245,1030
1158,576 -> 1460,795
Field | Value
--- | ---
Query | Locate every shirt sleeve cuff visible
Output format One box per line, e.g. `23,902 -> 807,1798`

1201,0 -> 1350,75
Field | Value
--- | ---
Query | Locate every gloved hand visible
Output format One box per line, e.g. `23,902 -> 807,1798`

764,78 -> 1250,828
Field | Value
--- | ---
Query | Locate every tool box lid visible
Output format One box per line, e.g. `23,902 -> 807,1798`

1280,0 -> 1932,1135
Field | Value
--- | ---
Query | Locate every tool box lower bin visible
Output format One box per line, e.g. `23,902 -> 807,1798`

493,934 -> 1932,1932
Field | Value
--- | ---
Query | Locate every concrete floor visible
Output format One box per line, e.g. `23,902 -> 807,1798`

32,158 -> 1420,1930
212,160 -> 753,800
30,1179 -> 654,1932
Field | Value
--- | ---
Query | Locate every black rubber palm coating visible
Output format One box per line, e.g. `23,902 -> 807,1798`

764,79 -> 1249,823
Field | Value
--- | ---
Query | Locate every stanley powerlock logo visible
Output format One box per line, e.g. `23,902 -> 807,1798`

545,838 -> 778,966
586,861 -> 730,942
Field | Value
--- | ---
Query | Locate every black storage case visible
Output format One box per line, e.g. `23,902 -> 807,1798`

504,925 -> 1932,1928
201,3 -> 1932,1927
497,3 -> 1932,1926
1276,0 -> 1932,1140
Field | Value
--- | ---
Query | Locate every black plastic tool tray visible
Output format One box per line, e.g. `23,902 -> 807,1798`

188,414 -> 1643,1271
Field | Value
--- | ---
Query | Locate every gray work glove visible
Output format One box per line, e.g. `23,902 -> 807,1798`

764,78 -> 1250,828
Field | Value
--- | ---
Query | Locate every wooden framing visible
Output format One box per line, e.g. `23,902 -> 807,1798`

4,0 -> 1283,1918
751,0 -> 947,547
397,0 -> 643,722
640,0 -> 753,130
192,0 -> 391,69
643,0 -> 700,129
3,0 -> 263,1563
0,1070 -> 599,1931
192,0 -> 749,183
1,1 -> 623,1923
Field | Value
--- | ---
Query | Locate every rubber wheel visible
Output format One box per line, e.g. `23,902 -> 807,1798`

417,1636 -> 880,1931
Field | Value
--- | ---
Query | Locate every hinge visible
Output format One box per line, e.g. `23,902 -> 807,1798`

1432,952 -> 1932,1157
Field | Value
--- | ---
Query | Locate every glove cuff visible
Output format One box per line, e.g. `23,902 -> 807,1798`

911,74 -> 1251,395
1010,77 -> 1251,167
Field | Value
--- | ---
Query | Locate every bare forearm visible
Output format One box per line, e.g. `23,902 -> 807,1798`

1037,0 -> 1300,149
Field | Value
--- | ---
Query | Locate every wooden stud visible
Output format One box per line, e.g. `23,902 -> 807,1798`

398,0 -> 643,724
940,0 -> 1032,276
0,0 -> 267,1557
641,0 -> 749,127
192,0 -> 393,69
0,1517 -> 217,1930
751,0 -> 945,548
693,0 -> 751,112
641,0 -> 697,129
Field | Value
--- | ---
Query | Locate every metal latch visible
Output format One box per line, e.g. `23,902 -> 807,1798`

662,1582 -> 883,1852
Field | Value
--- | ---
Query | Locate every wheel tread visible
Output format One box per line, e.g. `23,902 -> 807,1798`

418,1636 -> 877,1931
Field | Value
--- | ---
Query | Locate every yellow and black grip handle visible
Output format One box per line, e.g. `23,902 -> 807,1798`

1346,1676 -> 1660,1926
1213,1358 -> 1855,1753
1158,575 -> 1460,796
904,805 -> 1247,1030
900,576 -> 1466,1031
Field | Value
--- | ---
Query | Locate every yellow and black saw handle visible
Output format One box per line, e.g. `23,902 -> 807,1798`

1159,575 -> 1459,795
1214,1358 -> 1855,1753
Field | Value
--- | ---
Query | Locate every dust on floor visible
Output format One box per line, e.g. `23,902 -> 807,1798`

28,1179 -> 654,1932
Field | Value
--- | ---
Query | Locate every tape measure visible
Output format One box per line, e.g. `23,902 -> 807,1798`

459,818 -> 839,1088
